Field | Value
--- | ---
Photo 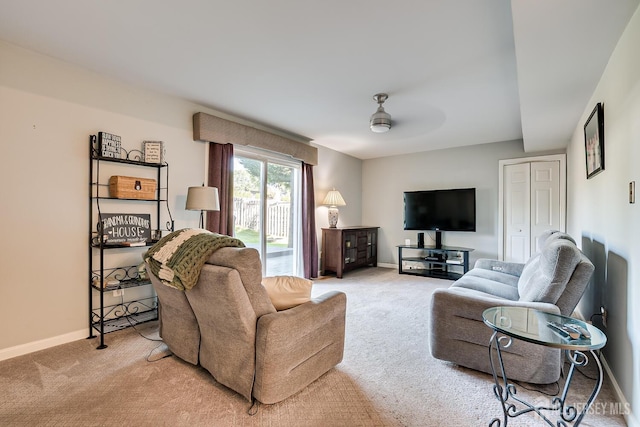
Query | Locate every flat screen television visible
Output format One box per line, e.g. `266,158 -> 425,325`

403,188 -> 476,232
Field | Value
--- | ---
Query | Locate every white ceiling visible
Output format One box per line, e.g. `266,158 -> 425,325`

0,0 -> 638,159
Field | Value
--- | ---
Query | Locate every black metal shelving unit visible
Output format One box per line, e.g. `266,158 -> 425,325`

397,245 -> 473,280
89,135 -> 173,349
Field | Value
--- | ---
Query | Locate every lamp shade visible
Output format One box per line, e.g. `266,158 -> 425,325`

322,189 -> 346,207
186,186 -> 220,211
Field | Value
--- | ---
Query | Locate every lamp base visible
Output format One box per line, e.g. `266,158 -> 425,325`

328,206 -> 339,228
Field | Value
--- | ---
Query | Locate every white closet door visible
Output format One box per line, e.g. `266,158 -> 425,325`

530,161 -> 561,254
500,157 -> 563,263
504,163 -> 531,262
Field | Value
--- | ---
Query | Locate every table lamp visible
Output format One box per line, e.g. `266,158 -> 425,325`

322,188 -> 346,228
186,185 -> 220,228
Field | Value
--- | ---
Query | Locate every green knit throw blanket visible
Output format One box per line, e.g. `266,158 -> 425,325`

144,228 -> 245,291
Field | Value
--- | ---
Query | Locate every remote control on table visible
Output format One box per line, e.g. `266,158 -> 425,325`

547,321 -> 580,339
565,323 -> 591,339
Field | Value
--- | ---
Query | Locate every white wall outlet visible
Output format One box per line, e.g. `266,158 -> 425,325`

112,289 -> 123,297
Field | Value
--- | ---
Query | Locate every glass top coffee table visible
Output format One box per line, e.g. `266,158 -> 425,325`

483,306 -> 607,426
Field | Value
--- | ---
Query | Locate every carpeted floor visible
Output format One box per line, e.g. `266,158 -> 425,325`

0,267 -> 628,426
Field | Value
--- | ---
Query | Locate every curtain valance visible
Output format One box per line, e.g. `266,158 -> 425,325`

193,112 -> 317,165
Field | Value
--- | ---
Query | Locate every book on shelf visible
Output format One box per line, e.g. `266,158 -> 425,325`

121,241 -> 147,247
446,259 -> 463,264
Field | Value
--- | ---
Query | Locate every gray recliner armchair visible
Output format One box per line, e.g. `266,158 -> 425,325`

429,230 -> 595,384
147,246 -> 347,404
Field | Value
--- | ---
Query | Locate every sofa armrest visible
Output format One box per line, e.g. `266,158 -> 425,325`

254,291 -> 346,404
257,291 -> 346,339
473,259 -> 525,277
431,287 -> 561,319
429,287 -> 562,384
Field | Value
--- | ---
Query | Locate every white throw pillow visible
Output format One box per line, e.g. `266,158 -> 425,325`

262,276 -> 313,310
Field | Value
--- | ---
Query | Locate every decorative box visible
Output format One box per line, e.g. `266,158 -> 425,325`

108,176 -> 156,200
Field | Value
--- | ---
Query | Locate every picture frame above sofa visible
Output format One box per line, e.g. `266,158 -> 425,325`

584,102 -> 604,179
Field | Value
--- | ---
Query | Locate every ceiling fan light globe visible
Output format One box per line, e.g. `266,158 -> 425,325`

370,108 -> 392,132
370,123 -> 391,133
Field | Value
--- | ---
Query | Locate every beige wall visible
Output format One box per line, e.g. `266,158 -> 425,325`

566,6 -> 640,425
361,140 -> 562,266
0,41 -> 208,356
0,40 -> 357,357
313,145 -> 362,230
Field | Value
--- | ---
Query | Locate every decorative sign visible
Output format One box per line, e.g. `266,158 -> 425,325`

100,213 -> 151,245
98,132 -> 122,158
143,141 -> 164,164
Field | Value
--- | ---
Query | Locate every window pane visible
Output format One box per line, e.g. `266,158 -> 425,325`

233,153 -> 301,277
233,157 -> 262,252
266,163 -> 296,276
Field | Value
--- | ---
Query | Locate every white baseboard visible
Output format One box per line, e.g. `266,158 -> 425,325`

574,308 -> 637,425
600,354 -> 638,427
377,262 -> 396,269
0,329 -> 89,362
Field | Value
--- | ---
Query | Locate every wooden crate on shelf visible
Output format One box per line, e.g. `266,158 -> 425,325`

108,175 -> 156,200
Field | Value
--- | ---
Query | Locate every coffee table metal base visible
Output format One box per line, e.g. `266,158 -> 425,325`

488,331 -> 604,426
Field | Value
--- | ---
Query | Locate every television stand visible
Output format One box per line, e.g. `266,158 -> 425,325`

397,245 -> 473,280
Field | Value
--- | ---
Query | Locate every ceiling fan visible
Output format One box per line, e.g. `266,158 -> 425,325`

370,93 -> 391,133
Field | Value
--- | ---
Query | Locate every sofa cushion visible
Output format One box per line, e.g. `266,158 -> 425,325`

262,276 -> 313,310
452,270 -> 520,300
463,268 -> 521,287
518,239 -> 581,303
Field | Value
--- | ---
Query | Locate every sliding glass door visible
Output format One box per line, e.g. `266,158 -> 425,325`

233,150 -> 301,276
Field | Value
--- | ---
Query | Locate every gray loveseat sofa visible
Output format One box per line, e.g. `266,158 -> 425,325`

429,230 -> 594,384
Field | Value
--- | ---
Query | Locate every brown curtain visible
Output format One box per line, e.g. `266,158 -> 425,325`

206,142 -> 234,235
302,163 -> 318,279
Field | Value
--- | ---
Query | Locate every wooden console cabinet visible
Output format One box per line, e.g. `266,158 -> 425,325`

321,227 -> 379,278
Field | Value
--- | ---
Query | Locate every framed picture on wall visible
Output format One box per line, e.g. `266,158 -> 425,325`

584,103 -> 604,179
